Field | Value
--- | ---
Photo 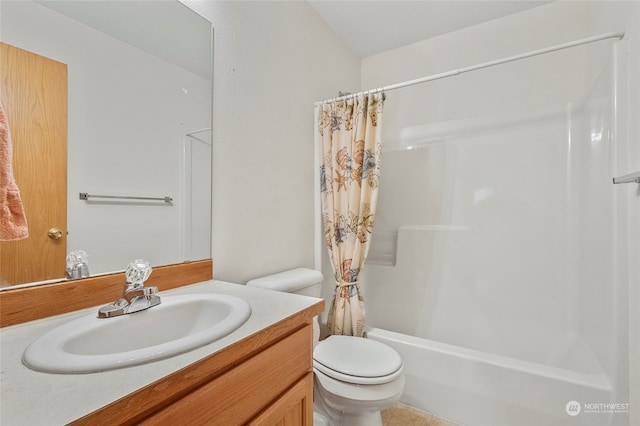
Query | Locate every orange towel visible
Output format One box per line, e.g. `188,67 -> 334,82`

0,102 -> 28,241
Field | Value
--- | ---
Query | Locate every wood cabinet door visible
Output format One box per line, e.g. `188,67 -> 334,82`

0,42 -> 67,286
249,373 -> 314,426
139,325 -> 312,425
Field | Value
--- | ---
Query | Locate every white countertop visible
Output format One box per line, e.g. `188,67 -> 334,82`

0,280 -> 322,425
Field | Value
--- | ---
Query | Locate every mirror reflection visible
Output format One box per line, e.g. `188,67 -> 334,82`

0,0 -> 212,288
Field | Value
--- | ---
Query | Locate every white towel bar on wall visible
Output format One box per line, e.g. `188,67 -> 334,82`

612,171 -> 640,185
79,193 -> 173,203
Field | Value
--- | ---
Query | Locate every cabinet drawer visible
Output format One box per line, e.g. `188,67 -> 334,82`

141,324 -> 312,425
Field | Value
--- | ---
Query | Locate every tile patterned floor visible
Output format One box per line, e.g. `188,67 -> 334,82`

381,404 -> 462,426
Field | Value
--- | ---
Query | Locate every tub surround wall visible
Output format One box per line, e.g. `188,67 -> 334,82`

587,4 -> 640,422
358,1 -> 639,425
360,0 -> 594,350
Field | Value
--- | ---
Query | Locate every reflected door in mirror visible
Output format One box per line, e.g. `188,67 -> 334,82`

0,43 -> 67,287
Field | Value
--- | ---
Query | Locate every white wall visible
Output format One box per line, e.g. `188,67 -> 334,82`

181,0 -> 360,284
1,1 -> 211,275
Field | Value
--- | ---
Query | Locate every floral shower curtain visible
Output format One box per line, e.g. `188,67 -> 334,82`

317,92 -> 384,337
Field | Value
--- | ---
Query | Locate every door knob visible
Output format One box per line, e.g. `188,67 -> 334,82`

48,228 -> 64,240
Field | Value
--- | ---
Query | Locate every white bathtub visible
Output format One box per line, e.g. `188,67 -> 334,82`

367,328 -> 618,426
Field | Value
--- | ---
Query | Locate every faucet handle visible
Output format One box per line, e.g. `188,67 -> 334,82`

125,259 -> 152,287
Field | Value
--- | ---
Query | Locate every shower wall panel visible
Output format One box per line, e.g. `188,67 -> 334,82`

355,1 -> 638,424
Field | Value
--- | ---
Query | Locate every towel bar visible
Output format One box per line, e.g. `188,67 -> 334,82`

612,171 -> 640,185
79,193 -> 173,203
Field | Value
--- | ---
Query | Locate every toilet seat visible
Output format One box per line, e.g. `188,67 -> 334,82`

313,335 -> 403,385
314,365 -> 405,405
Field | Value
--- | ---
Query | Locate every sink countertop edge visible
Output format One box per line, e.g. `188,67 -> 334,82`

0,280 -> 324,426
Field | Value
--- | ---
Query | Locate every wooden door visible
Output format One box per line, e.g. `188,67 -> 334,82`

0,42 -> 68,286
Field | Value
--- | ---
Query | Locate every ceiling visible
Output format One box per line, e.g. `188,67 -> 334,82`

308,1 -> 552,57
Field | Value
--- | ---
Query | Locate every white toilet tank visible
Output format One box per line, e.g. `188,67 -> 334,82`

247,268 -> 324,347
246,268 -> 323,297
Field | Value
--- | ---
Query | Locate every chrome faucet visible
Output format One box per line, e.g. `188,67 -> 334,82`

65,250 -> 90,279
98,259 -> 161,318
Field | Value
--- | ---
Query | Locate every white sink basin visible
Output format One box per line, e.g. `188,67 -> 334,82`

22,294 -> 251,374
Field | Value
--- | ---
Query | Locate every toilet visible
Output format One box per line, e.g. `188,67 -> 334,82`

247,268 -> 405,426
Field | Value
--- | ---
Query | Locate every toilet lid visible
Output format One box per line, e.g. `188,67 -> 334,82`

313,335 -> 403,385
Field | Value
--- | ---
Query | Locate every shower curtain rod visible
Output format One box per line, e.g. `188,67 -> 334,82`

315,29 -> 626,105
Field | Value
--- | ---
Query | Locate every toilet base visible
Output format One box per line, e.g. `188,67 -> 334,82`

313,410 -> 330,426
313,401 -> 383,426
342,411 -> 383,426
313,383 -> 385,426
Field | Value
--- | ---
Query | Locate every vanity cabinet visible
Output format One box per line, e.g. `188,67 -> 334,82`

140,326 -> 313,425
69,302 -> 321,426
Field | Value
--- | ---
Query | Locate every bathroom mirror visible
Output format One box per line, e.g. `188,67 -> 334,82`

0,0 -> 212,288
